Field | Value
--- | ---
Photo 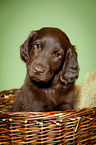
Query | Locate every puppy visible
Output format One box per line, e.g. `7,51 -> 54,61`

11,27 -> 79,112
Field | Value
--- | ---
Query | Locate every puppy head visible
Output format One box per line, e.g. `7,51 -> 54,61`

20,27 -> 79,84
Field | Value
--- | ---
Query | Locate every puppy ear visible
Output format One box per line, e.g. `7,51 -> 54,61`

60,47 -> 79,85
20,31 -> 36,64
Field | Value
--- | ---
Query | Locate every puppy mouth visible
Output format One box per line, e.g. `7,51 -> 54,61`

30,73 -> 54,83
30,75 -> 54,87
31,76 -> 41,82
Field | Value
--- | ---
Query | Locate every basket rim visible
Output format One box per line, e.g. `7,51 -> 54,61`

0,107 -> 96,118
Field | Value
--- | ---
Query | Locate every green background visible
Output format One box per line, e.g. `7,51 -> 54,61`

0,0 -> 96,91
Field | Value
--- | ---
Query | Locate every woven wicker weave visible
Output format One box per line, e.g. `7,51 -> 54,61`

0,89 -> 96,144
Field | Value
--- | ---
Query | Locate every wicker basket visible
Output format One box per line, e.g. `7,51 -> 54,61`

0,89 -> 96,144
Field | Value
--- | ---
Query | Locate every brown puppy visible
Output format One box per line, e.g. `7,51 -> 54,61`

11,27 -> 79,112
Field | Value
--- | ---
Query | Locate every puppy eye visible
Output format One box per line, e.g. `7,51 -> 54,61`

53,51 -> 62,58
34,43 -> 41,51
56,52 -> 61,57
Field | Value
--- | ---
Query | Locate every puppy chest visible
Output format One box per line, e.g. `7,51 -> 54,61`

43,88 -> 60,106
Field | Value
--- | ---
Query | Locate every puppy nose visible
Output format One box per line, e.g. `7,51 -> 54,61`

33,65 -> 44,75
